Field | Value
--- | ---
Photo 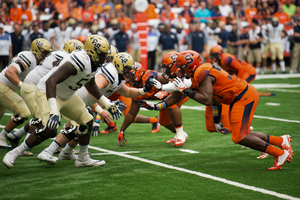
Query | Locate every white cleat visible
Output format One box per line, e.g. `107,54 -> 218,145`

58,150 -> 78,160
37,149 -> 57,165
257,152 -> 269,159
174,132 -> 188,148
0,136 -> 12,149
75,153 -> 105,167
2,149 -> 20,169
280,135 -> 293,156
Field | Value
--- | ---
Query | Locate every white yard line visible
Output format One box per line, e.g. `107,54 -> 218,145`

263,88 -> 300,93
255,74 -> 300,79
179,149 -> 199,154
88,145 -> 299,200
265,103 -> 281,106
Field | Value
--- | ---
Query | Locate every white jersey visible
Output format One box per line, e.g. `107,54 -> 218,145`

176,30 -> 188,52
0,51 -> 37,91
205,26 -> 220,46
25,50 -> 68,86
266,23 -> 284,43
75,62 -> 125,106
53,27 -> 72,50
37,49 -> 98,100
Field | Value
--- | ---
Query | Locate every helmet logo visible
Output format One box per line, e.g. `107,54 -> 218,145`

36,40 -> 44,48
73,42 -> 81,50
170,54 -> 177,62
91,38 -> 102,49
184,54 -> 193,65
119,54 -> 128,64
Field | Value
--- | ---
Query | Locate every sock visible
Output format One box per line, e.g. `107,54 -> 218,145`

107,121 -> 115,127
78,144 -> 89,159
46,141 -> 60,154
267,135 -> 283,146
175,124 -> 183,134
24,132 -> 31,140
0,129 -> 9,137
256,68 -> 260,74
63,143 -> 75,154
12,126 -> 27,138
149,117 -> 158,124
279,60 -> 285,72
16,141 -> 30,155
272,63 -> 276,72
264,143 -> 284,157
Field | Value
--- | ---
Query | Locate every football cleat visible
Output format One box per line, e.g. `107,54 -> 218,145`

151,118 -> 160,133
100,125 -> 118,134
37,149 -> 58,165
268,150 -> 293,170
2,148 -> 20,169
174,132 -> 188,148
0,136 -> 12,149
22,151 -> 34,156
75,153 -> 105,167
58,150 -> 78,160
166,137 -> 176,144
280,135 -> 293,158
6,132 -> 20,148
257,152 -> 269,159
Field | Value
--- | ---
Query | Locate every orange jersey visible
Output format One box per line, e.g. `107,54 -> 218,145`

190,63 -> 248,105
219,53 -> 256,79
132,70 -> 162,101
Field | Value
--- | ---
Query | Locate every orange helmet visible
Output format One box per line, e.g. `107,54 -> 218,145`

78,35 -> 87,44
176,50 -> 202,79
125,62 -> 145,87
209,45 -> 223,63
161,52 -> 179,78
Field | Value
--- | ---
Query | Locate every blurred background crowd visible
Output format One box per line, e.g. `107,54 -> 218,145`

0,0 -> 300,73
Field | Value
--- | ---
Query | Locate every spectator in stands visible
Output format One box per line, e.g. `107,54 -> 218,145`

82,3 -> 94,23
161,4 -> 175,23
118,12 -> 133,32
274,5 -> 290,25
244,0 -> 257,22
127,23 -> 140,62
181,2 -> 193,24
102,0 -> 115,11
28,22 -> 44,45
41,20 -> 51,41
55,0 -> 69,20
283,0 -> 296,17
260,1 -> 272,19
187,22 -> 207,61
16,0 -> 33,23
112,23 -> 129,52
247,18 -> 264,73
10,23 -> 26,56
168,0 -> 177,7
1,2 -> 9,17
268,0 -> 279,14
291,17 -> 300,73
158,23 -> 178,57
21,21 -> 31,50
239,22 -> 250,62
175,23 -> 188,52
9,0 -> 19,22
69,1 -> 83,21
0,9 -> 10,25
38,0 -> 55,16
227,21 -> 238,56
291,6 -> 300,24
216,21 -> 229,52
51,20 -> 72,50
147,22 -> 159,70
205,20 -> 221,53
107,18 -> 119,40
0,23 -> 12,71
194,2 -> 211,23
218,0 -> 232,17
123,0 -> 134,19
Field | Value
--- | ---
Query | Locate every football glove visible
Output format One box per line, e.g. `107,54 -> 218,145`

138,100 -> 155,110
117,131 -> 127,147
214,122 -> 230,135
173,77 -> 186,93
92,122 -> 99,137
107,102 -> 122,120
111,100 -> 127,112
46,114 -> 60,129
154,91 -> 169,99
152,78 -> 162,90
143,75 -> 155,93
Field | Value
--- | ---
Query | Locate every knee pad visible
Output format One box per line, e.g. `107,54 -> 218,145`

29,118 -> 43,128
78,121 -> 92,135
11,115 -> 27,125
34,127 -> 57,142
60,125 -> 77,141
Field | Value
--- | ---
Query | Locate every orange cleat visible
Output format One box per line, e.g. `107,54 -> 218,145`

151,120 -> 160,133
280,135 -> 293,159
100,125 -> 118,134
166,137 -> 176,144
174,132 -> 188,148
268,150 -> 293,170
257,152 -> 269,159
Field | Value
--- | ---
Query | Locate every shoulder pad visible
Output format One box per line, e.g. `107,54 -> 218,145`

70,51 -> 87,72
17,51 -> 33,69
101,63 -> 117,85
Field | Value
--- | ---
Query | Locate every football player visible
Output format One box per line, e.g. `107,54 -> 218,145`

2,35 -> 123,169
36,52 -> 154,165
0,38 -> 52,149
6,39 -> 84,150
141,50 -> 293,170
117,61 -> 188,148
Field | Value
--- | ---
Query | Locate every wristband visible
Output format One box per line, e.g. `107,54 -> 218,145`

139,88 -> 146,95
93,121 -> 99,126
18,81 -> 23,87
48,97 -> 58,115
94,105 -> 104,114
212,105 -> 219,123
98,96 -> 111,109
154,101 -> 168,110
95,114 -> 101,123
182,88 -> 196,98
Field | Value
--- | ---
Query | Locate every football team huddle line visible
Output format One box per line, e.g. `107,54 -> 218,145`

0,35 -> 294,171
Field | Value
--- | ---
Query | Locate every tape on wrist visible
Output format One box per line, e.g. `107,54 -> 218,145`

94,105 -> 104,114
139,88 -> 146,95
98,96 -> 111,109
18,81 -> 23,87
48,97 -> 58,115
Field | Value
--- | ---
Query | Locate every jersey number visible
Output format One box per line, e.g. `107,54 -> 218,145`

69,78 -> 89,91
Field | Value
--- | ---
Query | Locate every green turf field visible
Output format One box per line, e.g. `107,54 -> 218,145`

0,76 -> 299,200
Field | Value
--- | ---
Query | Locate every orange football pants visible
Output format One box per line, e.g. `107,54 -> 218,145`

159,95 -> 190,126
204,104 -> 232,133
242,66 -> 257,83
229,84 -> 259,144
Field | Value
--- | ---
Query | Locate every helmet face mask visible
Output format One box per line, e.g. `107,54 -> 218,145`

209,45 -> 223,63
105,45 -> 119,63
161,52 -> 179,79
125,62 -> 144,87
